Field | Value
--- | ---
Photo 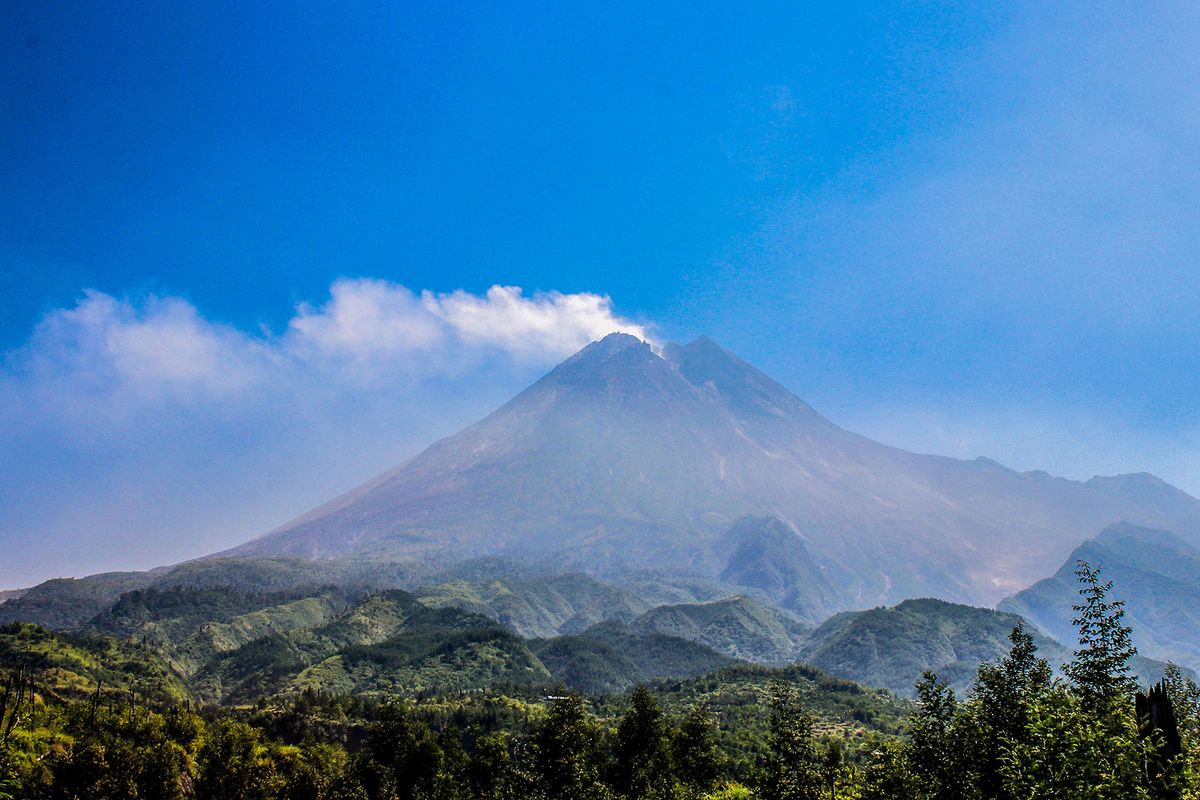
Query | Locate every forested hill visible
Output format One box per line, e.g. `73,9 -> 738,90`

1002,522 -> 1200,672
2,560 -> 1198,799
800,597 -> 1183,696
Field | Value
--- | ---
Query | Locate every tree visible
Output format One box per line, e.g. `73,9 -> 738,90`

818,738 -> 847,800
612,687 -> 676,799
272,741 -> 350,800
196,718 -> 280,800
759,683 -> 822,800
1136,682 -> 1184,800
998,571 -> 1150,800
1065,561 -> 1139,709
908,672 -> 976,800
352,701 -> 442,800
432,728 -> 472,800
970,624 -> 1053,799
469,731 -> 524,800
529,695 -> 609,800
673,705 -> 720,798
1162,664 -> 1200,799
857,738 -> 920,800
1000,684 -> 1146,800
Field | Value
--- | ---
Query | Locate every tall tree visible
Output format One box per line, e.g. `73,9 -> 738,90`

970,624 -> 1053,799
1161,664 -> 1200,798
353,701 -> 442,800
759,683 -> 822,800
612,687 -> 675,800
1065,561 -> 1139,708
673,704 -> 720,798
908,672 -> 977,800
469,731 -> 524,800
195,718 -> 280,800
529,695 -> 609,800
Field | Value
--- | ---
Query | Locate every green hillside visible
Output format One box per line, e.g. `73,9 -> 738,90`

414,572 -> 650,638
1001,522 -> 1200,671
802,596 -> 1186,696
800,598 -> 1058,695
0,571 -> 156,628
530,620 -> 734,693
716,516 -> 843,624
186,590 -> 552,703
0,622 -> 188,704
90,586 -> 356,677
631,595 -> 809,662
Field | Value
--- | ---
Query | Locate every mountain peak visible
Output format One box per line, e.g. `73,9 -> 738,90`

559,331 -> 655,367
597,331 -> 649,350
662,335 -> 823,423
1085,472 -> 1199,507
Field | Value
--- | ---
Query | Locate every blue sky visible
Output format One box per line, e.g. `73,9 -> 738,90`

2,2 -> 1198,586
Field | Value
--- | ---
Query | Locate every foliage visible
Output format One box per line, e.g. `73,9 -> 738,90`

1065,561 -> 1140,708
757,684 -> 822,800
2,565 -> 1200,798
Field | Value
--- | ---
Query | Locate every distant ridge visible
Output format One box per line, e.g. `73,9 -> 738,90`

219,333 -> 1200,610
1000,522 -> 1200,672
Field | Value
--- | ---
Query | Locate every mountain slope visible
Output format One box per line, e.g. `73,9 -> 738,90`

1000,523 -> 1200,672
0,571 -> 156,628
0,622 -> 189,704
716,516 -> 840,624
529,620 -> 735,694
220,333 -> 1200,608
801,599 -> 1064,695
413,573 -> 650,638
630,595 -> 808,663
802,597 -> 1184,696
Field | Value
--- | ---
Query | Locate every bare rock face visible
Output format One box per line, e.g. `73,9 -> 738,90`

223,333 -> 1200,610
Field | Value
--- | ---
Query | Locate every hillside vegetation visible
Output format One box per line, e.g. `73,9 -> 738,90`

1002,522 -> 1200,672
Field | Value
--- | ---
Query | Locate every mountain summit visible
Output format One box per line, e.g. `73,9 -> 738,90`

225,333 -> 1200,610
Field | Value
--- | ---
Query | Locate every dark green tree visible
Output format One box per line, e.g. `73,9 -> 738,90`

272,741 -> 350,800
352,701 -> 442,800
529,695 -> 609,800
819,738 -> 847,800
969,623 -> 1052,799
908,672 -> 976,800
1002,566 -> 1150,800
196,718 -> 280,800
1161,663 -> 1200,794
858,738 -> 921,800
432,728 -> 471,800
759,683 -> 822,800
611,687 -> 675,800
1064,561 -> 1139,709
672,704 -> 719,798
468,731 -> 524,800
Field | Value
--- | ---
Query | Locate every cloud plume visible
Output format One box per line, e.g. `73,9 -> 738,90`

5,281 -> 647,419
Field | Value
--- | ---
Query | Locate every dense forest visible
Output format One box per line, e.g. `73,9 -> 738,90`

2,562 -> 1198,799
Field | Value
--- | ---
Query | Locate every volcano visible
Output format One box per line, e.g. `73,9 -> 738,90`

224,333 -> 1200,609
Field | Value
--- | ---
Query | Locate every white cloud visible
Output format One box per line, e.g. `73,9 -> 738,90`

287,279 -> 445,364
6,291 -> 269,429
423,284 -> 649,359
2,280 -> 646,424
285,279 -> 648,372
